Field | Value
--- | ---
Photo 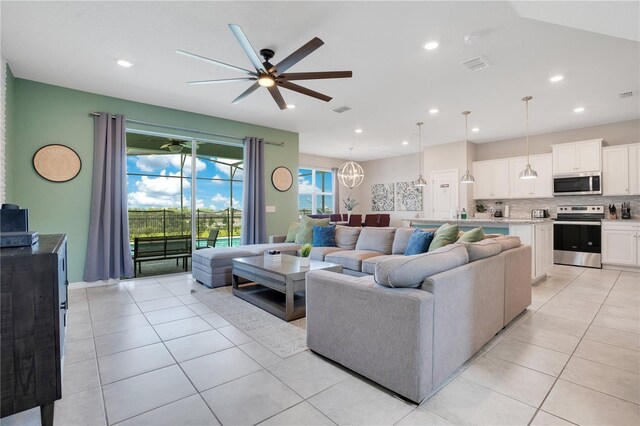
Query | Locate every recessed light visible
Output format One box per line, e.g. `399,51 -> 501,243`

549,75 -> 564,82
573,107 -> 585,113
355,129 -> 363,133
402,141 -> 409,146
424,41 -> 439,50
471,127 -> 480,132
117,59 -> 133,68
286,104 -> 296,109
429,108 -> 439,114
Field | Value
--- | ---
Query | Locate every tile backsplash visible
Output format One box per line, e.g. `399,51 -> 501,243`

475,195 -> 639,219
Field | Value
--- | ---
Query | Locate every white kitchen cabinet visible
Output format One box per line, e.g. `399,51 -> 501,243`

603,144 -> 640,196
552,139 -> 602,175
602,221 -> 640,267
508,154 -> 553,199
472,159 -> 509,199
509,222 -> 553,282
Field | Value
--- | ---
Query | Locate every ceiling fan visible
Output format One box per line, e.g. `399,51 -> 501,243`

160,140 -> 188,153
176,24 -> 352,110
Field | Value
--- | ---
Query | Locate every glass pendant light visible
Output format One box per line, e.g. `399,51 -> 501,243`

460,111 -> 475,184
338,147 -> 365,189
519,96 -> 538,180
414,122 -> 427,187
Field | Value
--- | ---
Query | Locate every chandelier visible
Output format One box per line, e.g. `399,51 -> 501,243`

338,147 -> 364,189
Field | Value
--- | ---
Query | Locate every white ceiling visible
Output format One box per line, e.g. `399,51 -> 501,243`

2,1 -> 639,161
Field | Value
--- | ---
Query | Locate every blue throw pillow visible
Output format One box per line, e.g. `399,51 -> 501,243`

405,230 -> 434,256
312,225 -> 336,247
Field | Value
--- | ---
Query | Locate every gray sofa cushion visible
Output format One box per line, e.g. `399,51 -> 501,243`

374,244 -> 469,288
392,228 -> 416,254
361,254 -> 401,275
192,248 -> 255,271
325,250 -> 385,272
355,227 -> 397,254
461,239 -> 502,262
495,235 -> 521,251
311,246 -> 343,261
335,226 -> 362,250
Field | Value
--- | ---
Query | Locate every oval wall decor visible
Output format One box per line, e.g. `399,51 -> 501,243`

271,166 -> 293,192
33,144 -> 82,182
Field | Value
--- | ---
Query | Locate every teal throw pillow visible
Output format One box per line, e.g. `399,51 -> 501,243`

404,230 -> 434,255
457,227 -> 485,243
312,225 -> 336,247
428,223 -> 460,252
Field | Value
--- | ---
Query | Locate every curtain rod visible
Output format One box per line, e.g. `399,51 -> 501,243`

89,112 -> 284,146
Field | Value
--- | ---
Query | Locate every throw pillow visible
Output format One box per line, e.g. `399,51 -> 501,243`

428,223 -> 459,252
294,216 -> 330,244
404,230 -> 434,256
457,227 -> 485,243
285,222 -> 300,243
374,244 -> 469,288
312,225 -> 336,247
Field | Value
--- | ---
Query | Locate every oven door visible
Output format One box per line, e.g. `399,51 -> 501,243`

553,174 -> 601,195
553,221 -> 602,268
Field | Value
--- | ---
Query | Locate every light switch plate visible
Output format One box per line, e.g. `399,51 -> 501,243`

266,205 -> 276,213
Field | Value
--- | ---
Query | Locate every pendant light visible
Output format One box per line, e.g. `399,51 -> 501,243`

519,96 -> 538,180
338,147 -> 365,189
460,111 -> 475,184
414,122 -> 427,187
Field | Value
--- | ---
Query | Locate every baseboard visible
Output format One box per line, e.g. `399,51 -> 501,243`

602,264 -> 640,273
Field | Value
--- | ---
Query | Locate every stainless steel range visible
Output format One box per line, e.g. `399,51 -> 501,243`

553,205 -> 604,268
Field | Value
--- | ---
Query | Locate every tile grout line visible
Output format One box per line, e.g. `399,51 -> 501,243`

526,269 -> 623,426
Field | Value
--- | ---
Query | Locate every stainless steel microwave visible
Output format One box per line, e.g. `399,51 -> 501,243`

553,172 -> 601,196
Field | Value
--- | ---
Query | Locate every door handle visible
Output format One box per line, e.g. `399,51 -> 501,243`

60,301 -> 67,310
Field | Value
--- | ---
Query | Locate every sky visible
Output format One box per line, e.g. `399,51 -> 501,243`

126,154 -> 243,210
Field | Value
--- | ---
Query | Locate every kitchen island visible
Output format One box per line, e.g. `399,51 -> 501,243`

409,217 -> 554,283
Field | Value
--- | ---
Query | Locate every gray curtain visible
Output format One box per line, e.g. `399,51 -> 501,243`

332,167 -> 340,214
84,113 -> 134,281
241,137 -> 266,245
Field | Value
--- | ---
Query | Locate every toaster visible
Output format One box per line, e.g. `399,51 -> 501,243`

531,209 -> 546,218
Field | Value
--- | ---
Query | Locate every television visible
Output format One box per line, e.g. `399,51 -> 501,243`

1,205 -> 29,232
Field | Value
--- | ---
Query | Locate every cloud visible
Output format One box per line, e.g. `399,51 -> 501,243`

134,154 -> 206,176
128,191 -> 179,208
135,170 -> 190,198
209,193 -> 241,210
213,158 -> 243,178
298,176 -> 314,193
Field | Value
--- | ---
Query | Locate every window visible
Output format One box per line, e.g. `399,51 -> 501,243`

298,168 -> 334,216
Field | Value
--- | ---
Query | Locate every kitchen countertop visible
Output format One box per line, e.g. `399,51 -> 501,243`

410,218 -> 554,225
601,219 -> 640,224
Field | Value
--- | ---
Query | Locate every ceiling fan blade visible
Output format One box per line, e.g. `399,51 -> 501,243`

272,37 -> 324,74
176,50 -> 256,76
160,143 -> 170,149
279,71 -> 352,81
267,85 -> 287,110
228,24 -> 266,72
231,81 -> 261,104
277,81 -> 332,102
187,77 -> 257,85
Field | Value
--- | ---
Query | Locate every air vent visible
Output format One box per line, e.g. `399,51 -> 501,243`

461,56 -> 490,71
330,106 -> 352,113
618,90 -> 637,99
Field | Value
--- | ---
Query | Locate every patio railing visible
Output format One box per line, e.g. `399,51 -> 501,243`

128,208 -> 242,248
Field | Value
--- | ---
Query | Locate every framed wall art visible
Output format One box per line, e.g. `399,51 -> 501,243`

271,166 -> 293,192
32,144 -> 82,183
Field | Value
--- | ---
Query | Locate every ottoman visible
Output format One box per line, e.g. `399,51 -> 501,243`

192,247 -> 254,288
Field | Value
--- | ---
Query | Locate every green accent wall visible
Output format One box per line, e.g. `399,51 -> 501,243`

7,78 -> 299,282
5,65 -> 16,202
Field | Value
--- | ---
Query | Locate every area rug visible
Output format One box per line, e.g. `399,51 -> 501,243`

194,287 -> 308,358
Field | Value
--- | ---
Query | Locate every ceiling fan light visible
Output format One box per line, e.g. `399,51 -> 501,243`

258,75 -> 275,87
168,144 -> 184,153
415,175 -> 428,187
461,170 -> 475,184
338,161 -> 365,189
519,164 -> 538,179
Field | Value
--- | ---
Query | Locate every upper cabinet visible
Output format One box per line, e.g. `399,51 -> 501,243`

603,143 -> 640,196
552,139 -> 602,175
508,154 -> 553,199
472,159 -> 509,199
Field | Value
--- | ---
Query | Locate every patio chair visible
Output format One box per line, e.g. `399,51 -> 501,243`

207,229 -> 219,247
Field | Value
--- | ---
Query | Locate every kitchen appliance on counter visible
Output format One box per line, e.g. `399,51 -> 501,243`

621,202 -> 632,219
554,205 -> 604,268
553,172 -> 601,196
531,209 -> 550,218
493,201 -> 503,218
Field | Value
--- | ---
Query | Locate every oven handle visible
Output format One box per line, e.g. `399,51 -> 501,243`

553,221 -> 601,226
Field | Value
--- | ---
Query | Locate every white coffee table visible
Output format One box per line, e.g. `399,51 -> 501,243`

231,254 -> 342,321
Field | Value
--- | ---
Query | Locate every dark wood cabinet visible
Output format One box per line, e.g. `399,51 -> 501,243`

1,234 -> 68,426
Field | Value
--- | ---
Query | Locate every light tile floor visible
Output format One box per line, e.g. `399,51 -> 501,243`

1,266 -> 639,426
